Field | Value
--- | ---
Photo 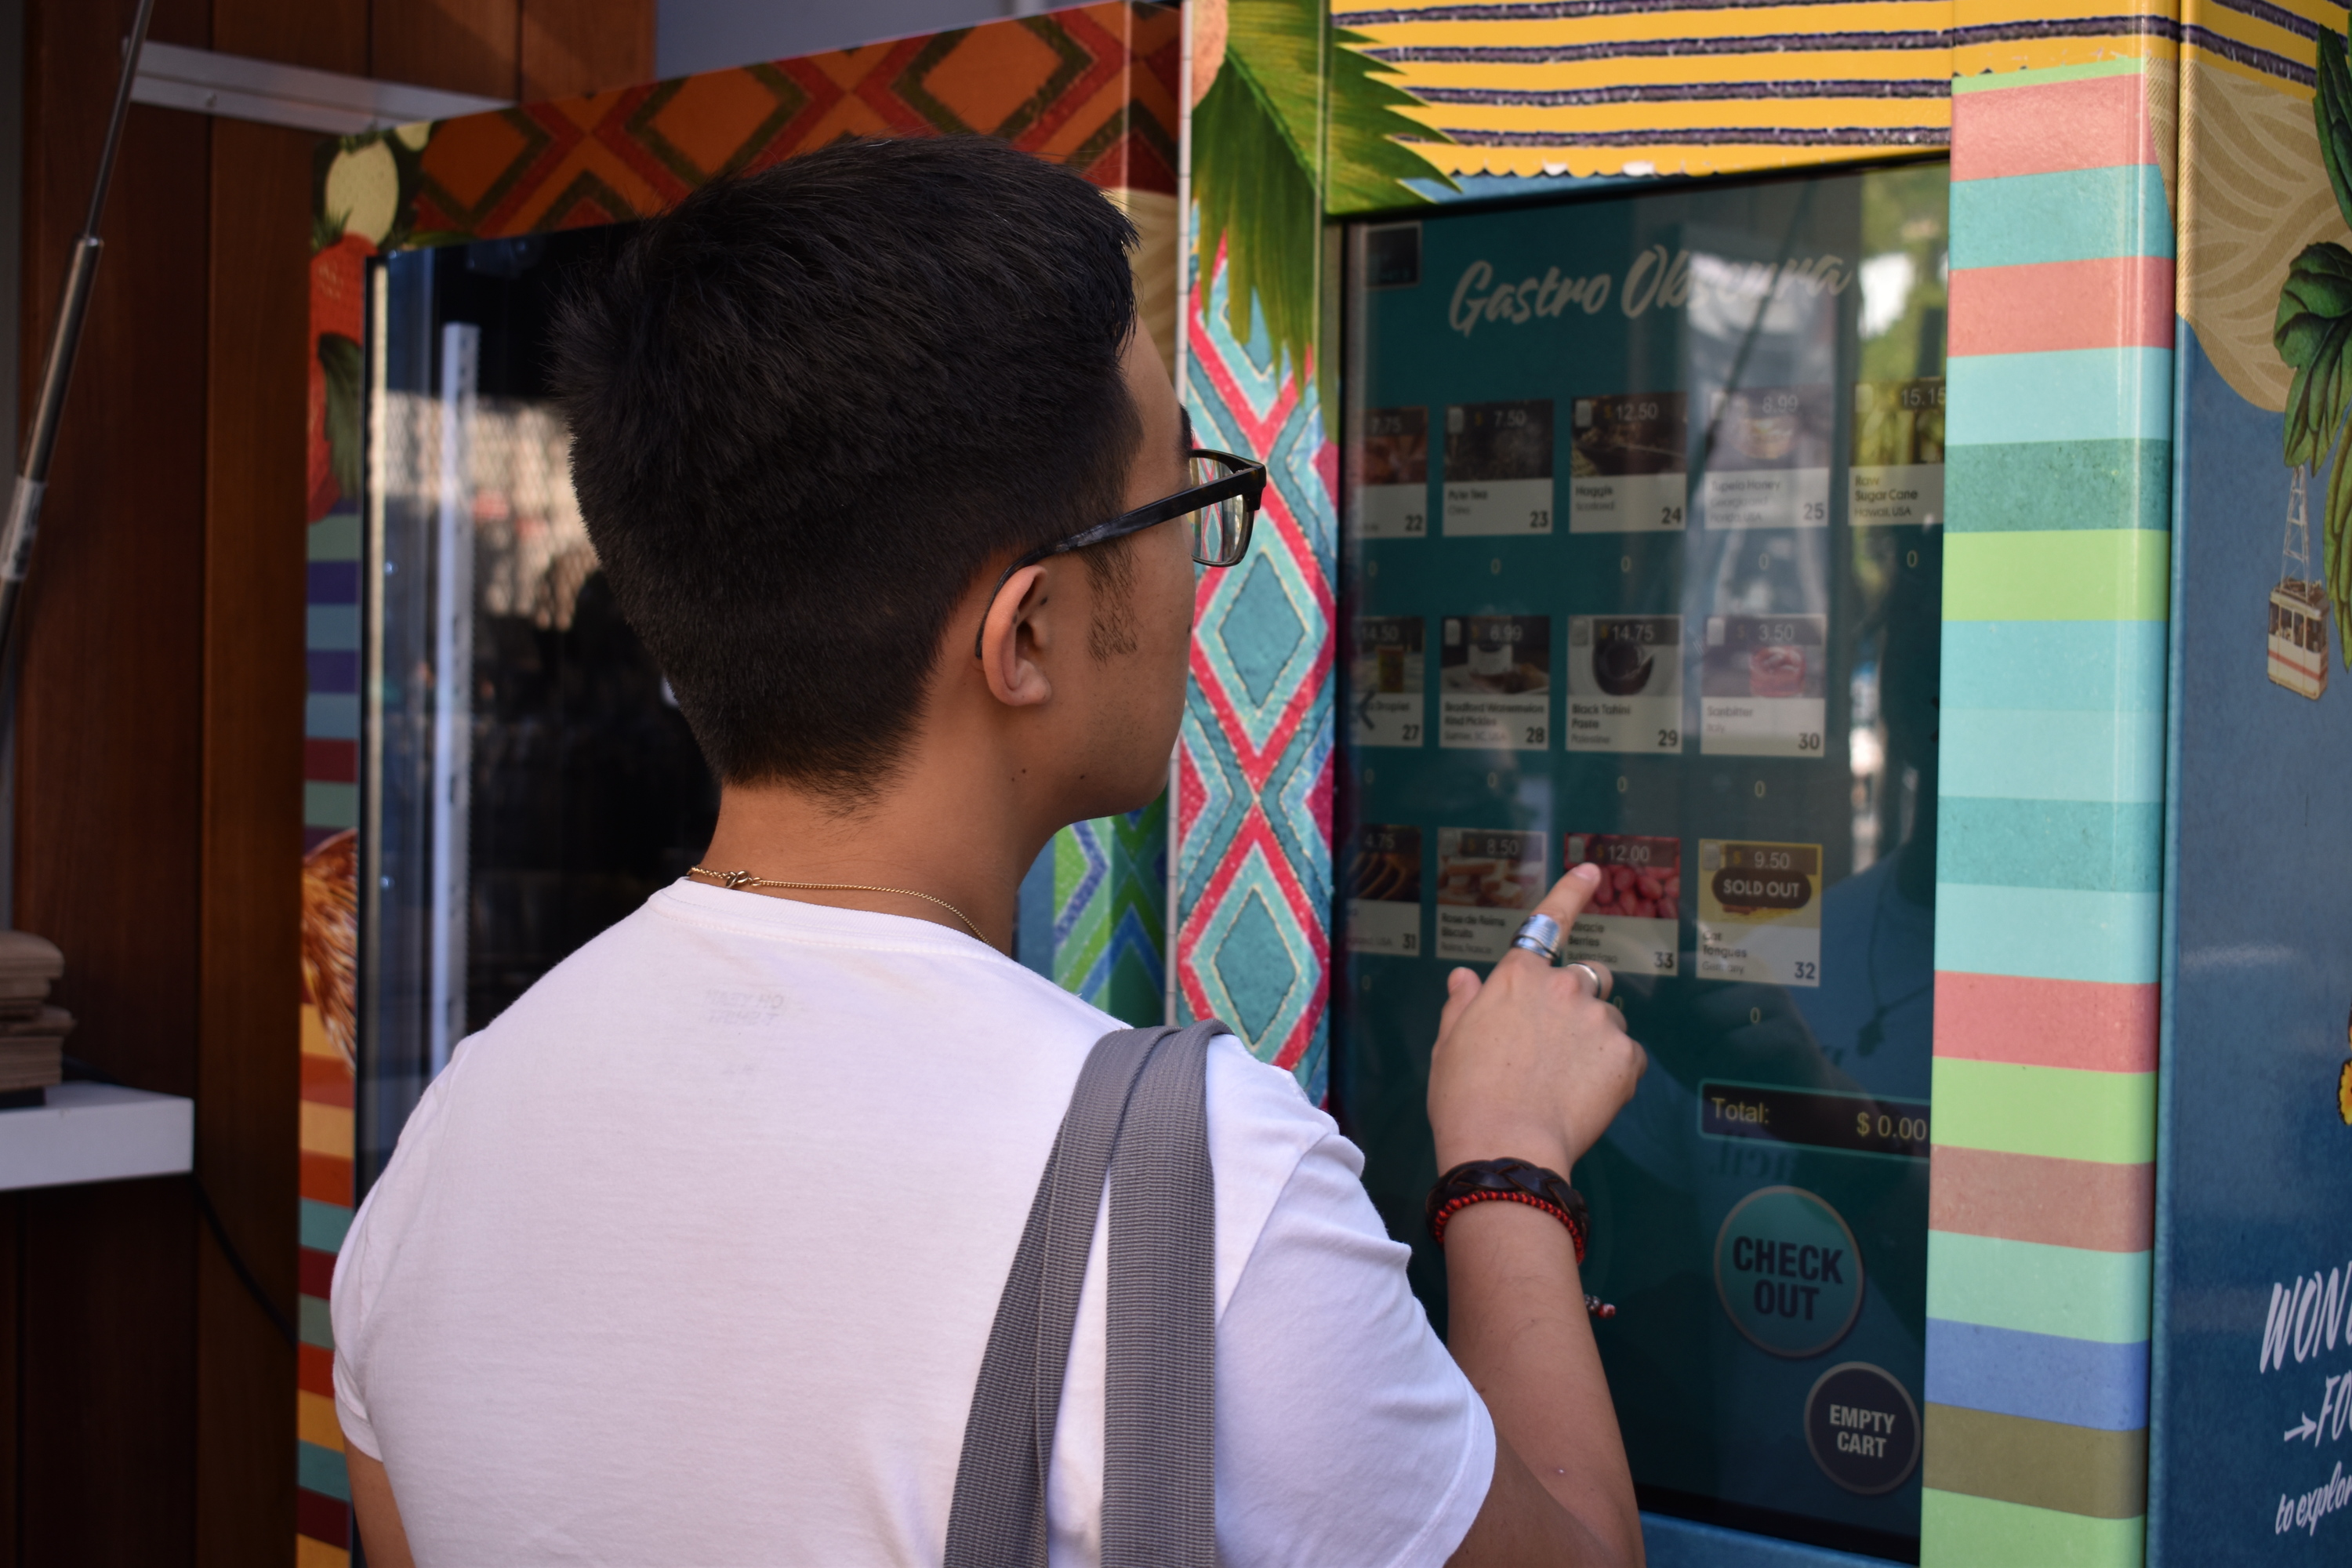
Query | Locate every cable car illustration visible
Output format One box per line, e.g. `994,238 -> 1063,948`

2269,466 -> 2328,700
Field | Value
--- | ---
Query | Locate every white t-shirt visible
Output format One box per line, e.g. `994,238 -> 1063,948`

332,879 -> 1494,1566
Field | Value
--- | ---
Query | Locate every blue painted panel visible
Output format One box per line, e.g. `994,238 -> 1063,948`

2148,328 -> 2352,1565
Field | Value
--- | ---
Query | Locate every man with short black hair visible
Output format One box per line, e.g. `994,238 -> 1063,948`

335,136 -> 1647,1567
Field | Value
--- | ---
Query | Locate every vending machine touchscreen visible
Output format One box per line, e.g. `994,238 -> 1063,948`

1337,167 -> 1947,1559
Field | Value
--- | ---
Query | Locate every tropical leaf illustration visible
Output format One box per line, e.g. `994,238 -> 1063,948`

1190,0 -> 1450,392
2279,22 -> 2352,664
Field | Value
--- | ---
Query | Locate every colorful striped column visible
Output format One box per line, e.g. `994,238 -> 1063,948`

297,507 -> 361,1563
1926,49 -> 2175,1568
296,986 -> 356,1566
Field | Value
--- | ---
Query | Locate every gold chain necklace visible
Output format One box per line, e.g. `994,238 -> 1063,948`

688,865 -> 985,943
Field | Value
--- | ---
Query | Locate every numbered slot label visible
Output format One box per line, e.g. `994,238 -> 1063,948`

1697,840 -> 1821,987
1702,385 -> 1832,530
1849,377 -> 1944,528
1570,392 -> 1687,533
1351,405 -> 1430,538
1349,616 -> 1426,747
1700,615 -> 1827,757
1443,400 -> 1554,535
1346,824 -> 1424,956
1435,828 -> 1548,962
1440,615 -> 1550,750
1566,615 -> 1682,753
1564,834 -> 1680,975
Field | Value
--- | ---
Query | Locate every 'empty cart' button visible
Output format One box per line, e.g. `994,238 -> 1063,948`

1804,1362 -> 1922,1495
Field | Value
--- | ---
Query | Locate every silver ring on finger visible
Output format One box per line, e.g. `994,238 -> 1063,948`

1511,913 -> 1564,964
1566,960 -> 1609,998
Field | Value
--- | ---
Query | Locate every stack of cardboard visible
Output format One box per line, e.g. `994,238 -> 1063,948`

0,931 -> 70,1107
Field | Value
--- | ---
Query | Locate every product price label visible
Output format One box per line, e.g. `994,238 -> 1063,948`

1444,400 -> 1554,535
1699,615 -> 1828,757
1349,616 -> 1426,748
1564,834 -> 1680,975
1697,840 -> 1822,986
1351,405 -> 1430,539
1566,616 -> 1682,753
1570,392 -> 1687,533
1439,615 -> 1550,750
1701,385 -> 1832,530
1346,823 -> 1423,956
1435,827 -> 1547,962
1850,378 -> 1944,528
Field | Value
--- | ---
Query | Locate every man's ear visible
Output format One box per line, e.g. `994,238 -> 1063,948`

979,563 -> 1055,708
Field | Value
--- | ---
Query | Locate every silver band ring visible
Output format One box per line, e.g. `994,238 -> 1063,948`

1566,960 -> 1607,997
1511,913 -> 1563,964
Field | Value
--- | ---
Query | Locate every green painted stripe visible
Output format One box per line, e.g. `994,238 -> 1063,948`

1951,58 -> 2150,93
1940,799 -> 2163,894
1925,1404 -> 2148,1519
307,512 -> 361,561
1927,1231 -> 2151,1343
1922,1487 -> 2144,1566
1947,441 -> 2169,532
1945,531 -> 2169,622
1933,1058 -> 2156,1164
299,1197 -> 352,1252
297,1439 -> 351,1502
298,1293 -> 336,1350
304,782 -> 359,831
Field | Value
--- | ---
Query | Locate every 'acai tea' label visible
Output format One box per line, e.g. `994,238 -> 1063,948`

1444,400 -> 1553,535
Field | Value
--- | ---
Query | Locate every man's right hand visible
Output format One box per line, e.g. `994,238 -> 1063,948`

1432,862 -> 1652,1568
1427,863 -> 1649,1177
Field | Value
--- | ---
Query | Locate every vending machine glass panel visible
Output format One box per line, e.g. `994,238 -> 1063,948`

361,228 -> 720,1189
1337,165 -> 1947,1560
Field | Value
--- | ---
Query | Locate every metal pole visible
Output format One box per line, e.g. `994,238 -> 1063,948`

0,0 -> 158,654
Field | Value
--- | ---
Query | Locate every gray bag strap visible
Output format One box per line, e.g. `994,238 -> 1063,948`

942,1018 -> 1226,1568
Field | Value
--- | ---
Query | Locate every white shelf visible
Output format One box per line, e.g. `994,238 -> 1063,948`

0,1082 -> 194,1192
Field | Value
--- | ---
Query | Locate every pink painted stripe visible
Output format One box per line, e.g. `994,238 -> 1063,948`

1936,971 -> 2160,1073
1949,256 -> 2176,356
1931,1145 -> 2154,1253
1952,73 -> 2161,181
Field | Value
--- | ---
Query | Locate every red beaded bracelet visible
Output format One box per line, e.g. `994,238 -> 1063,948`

1428,1188 -> 1588,1258
1423,1157 -> 1591,1262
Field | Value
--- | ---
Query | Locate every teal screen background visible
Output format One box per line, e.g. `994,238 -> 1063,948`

1333,165 -> 1949,1562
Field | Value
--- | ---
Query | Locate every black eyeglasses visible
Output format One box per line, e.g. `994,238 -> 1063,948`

975,448 -> 1266,656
